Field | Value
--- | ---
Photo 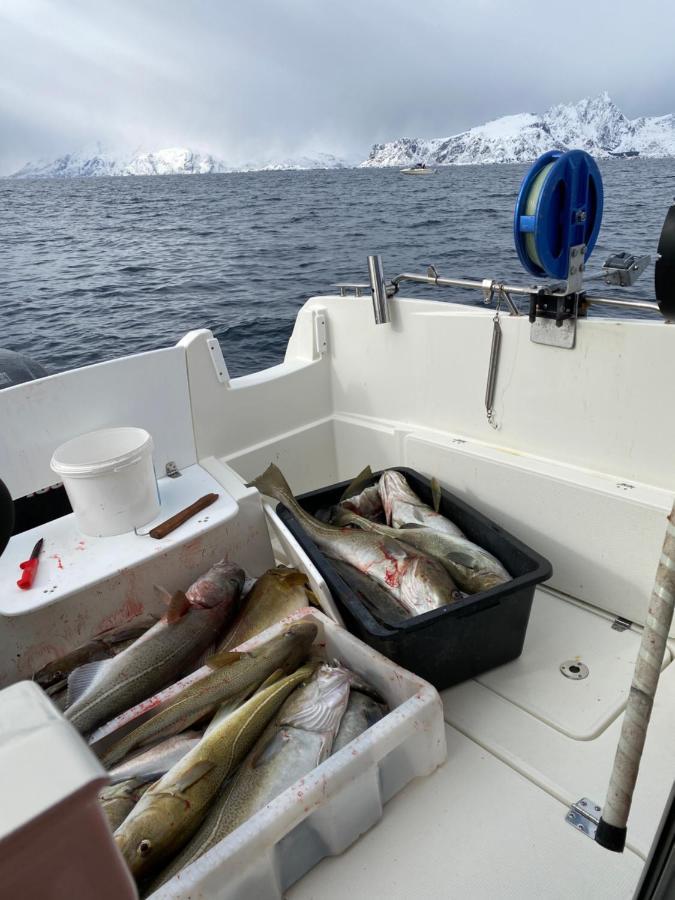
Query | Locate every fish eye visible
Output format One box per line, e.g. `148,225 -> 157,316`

138,839 -> 152,857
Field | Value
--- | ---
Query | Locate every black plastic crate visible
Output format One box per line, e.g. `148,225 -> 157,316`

276,467 -> 552,690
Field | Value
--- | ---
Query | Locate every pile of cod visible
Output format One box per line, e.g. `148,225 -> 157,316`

34,564 -> 386,896
249,464 -> 511,623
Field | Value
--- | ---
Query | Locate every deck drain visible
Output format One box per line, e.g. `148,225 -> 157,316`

560,660 -> 589,680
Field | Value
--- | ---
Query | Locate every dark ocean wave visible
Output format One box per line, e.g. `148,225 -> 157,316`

1,159 -> 672,378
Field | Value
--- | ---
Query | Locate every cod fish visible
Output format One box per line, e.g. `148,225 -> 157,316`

332,690 -> 388,754
65,561 -> 245,735
337,465 -> 384,521
34,616 -> 157,692
108,731 -> 202,785
378,470 -> 464,537
248,464 -> 460,617
331,558 -> 409,626
114,663 -> 316,881
150,663 -> 354,891
99,622 -> 318,767
99,779 -> 155,832
217,566 -> 317,653
333,507 -> 509,594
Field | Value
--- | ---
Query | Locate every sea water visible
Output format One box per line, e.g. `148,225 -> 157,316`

2,158 -> 673,377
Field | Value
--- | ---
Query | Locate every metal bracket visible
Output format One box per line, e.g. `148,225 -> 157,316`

565,244 -> 586,295
335,283 -> 370,297
566,798 -> 602,839
206,337 -> 229,384
165,461 -> 181,478
530,294 -> 579,349
602,252 -> 651,286
611,616 -> 633,632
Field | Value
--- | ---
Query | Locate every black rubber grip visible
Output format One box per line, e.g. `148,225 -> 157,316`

595,817 -> 627,852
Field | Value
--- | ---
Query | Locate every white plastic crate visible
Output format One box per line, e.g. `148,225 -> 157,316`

151,607 -> 447,899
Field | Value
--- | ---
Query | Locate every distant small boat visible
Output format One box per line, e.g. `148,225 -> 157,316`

400,163 -> 435,175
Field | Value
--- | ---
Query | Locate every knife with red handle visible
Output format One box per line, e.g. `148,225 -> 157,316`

17,538 -> 44,590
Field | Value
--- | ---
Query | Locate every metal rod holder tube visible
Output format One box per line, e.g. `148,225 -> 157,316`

368,255 -> 390,325
390,272 -> 661,316
584,296 -> 660,313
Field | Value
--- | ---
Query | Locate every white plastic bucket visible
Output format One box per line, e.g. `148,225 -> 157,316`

50,427 -> 160,537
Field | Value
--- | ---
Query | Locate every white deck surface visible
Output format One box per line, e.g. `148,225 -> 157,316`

289,725 -> 644,900
289,587 -> 674,898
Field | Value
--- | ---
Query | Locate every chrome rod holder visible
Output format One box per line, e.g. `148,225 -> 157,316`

368,255 -> 390,325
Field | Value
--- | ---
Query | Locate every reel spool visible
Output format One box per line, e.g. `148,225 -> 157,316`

513,149 -> 604,282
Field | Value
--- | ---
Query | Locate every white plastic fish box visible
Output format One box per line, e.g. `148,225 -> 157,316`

151,607 -> 447,900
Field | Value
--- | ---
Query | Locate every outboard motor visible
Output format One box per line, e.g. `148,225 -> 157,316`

0,348 -> 48,389
0,477 -> 13,559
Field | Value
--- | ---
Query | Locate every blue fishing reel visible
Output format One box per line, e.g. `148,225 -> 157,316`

513,150 -> 604,282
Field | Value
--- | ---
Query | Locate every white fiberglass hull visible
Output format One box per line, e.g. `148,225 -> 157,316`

1,294 -> 673,899
400,166 -> 435,174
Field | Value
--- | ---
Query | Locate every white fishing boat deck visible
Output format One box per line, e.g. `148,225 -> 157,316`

1,291 -> 673,898
291,586 -> 674,900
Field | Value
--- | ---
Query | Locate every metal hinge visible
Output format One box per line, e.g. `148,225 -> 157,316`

206,337 -> 229,384
566,798 -> 601,839
611,616 -> 633,632
313,311 -> 328,356
165,461 -> 181,478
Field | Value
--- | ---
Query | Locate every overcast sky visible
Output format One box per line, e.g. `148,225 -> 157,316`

1,0 -> 674,174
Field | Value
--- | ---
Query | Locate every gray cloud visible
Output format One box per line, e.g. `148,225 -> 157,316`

1,0 -> 674,173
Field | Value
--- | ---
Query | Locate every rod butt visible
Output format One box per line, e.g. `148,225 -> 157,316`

595,818 -> 627,852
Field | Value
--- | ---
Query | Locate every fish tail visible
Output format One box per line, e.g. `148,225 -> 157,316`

339,465 -> 374,502
248,464 -> 329,540
247,464 -> 295,505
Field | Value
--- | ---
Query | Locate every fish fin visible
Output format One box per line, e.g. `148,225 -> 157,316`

430,477 -> 442,513
154,584 -> 173,605
166,591 -> 190,624
246,463 -> 293,502
193,640 -> 217,669
45,678 -> 68,696
257,668 -> 285,691
97,615 -> 158,644
331,507 -> 358,527
171,760 -> 215,792
67,658 -> 113,706
339,465 -> 373,501
204,687 -> 252,735
206,649 -> 244,669
251,728 -> 288,769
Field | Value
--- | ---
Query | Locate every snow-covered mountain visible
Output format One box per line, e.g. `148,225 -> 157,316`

250,152 -> 347,171
361,93 -> 675,167
9,147 -> 347,178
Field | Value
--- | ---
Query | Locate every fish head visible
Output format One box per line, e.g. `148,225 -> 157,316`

114,795 -> 178,879
378,470 -> 413,522
279,663 -> 353,737
255,621 -> 318,673
187,561 -> 246,609
399,556 -> 456,614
